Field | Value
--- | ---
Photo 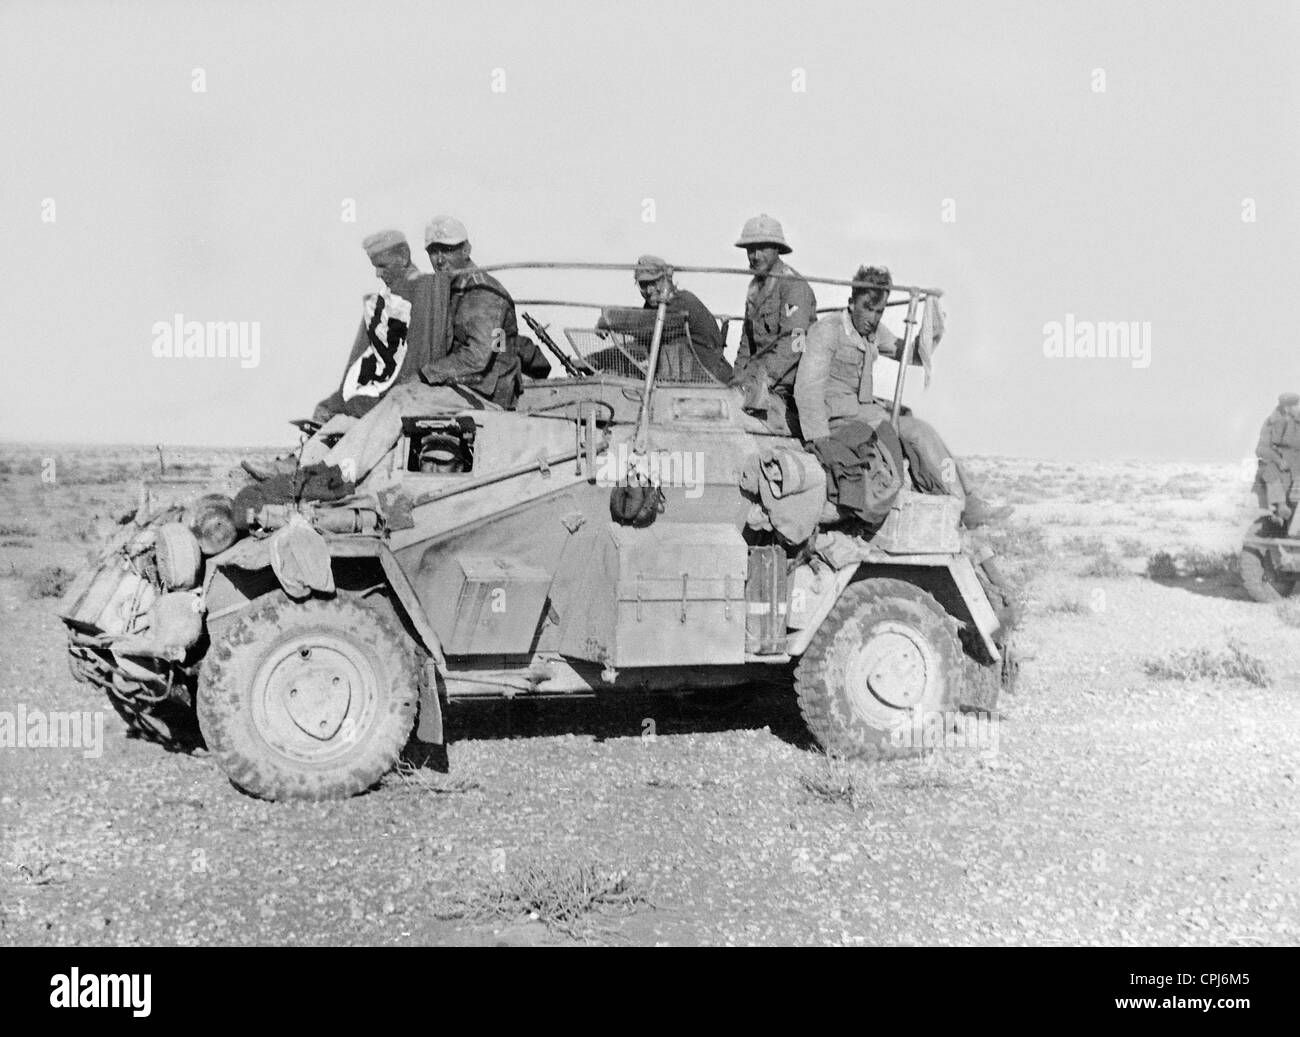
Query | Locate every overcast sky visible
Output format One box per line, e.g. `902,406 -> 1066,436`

1,0 -> 1296,461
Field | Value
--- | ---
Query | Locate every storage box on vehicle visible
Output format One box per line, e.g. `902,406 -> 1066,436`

873,492 -> 963,554
556,523 -> 748,668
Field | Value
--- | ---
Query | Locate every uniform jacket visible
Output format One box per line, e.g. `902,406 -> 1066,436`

794,310 -> 909,441
600,288 -> 733,382
420,263 -> 523,408
734,260 -> 816,391
1256,409 -> 1300,468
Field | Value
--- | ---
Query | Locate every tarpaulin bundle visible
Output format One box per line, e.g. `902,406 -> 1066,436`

810,420 -> 905,525
269,512 -> 336,599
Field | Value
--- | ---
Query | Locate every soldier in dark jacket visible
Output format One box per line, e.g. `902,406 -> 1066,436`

596,255 -> 732,382
422,215 -> 524,409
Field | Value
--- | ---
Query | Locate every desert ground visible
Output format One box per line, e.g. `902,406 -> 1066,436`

0,443 -> 1296,946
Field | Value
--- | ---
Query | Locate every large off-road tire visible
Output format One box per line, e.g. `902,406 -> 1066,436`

1240,522 -> 1297,602
198,595 -> 418,800
794,579 -> 963,760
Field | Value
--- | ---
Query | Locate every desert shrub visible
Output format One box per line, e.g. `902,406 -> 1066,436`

1079,552 -> 1129,579
1177,548 -> 1238,580
1145,548 -> 1238,581
1145,551 -> 1179,579
1062,534 -> 1109,555
1116,536 -> 1147,558
1143,642 -> 1270,688
436,856 -> 645,939
26,565 -> 73,599
798,750 -> 879,811
1040,597 -> 1088,615
987,523 -> 1050,560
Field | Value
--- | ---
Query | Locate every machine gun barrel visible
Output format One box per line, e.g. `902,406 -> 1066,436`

521,311 -> 588,378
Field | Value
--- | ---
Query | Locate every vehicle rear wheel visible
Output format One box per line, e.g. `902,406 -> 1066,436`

794,578 -> 962,760
198,595 -> 417,800
1240,524 -> 1296,603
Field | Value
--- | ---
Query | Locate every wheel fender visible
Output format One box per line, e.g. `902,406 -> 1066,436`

784,554 -> 1002,663
206,537 -> 447,671
376,544 -> 447,671
944,554 -> 1002,663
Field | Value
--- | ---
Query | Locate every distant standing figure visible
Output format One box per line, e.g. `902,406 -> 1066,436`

1255,391 -> 1300,523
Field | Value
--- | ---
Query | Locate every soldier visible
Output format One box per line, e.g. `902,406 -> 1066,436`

730,214 -> 817,433
596,255 -> 732,382
244,229 -> 454,481
1255,391 -> 1300,523
422,215 -> 524,409
794,265 -> 1011,527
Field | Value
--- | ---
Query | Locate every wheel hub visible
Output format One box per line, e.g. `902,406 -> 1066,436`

847,623 -> 932,712
282,655 -> 353,741
252,635 -> 375,762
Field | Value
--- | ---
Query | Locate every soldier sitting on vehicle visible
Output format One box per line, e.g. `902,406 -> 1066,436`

422,216 -> 526,409
595,255 -> 732,383
729,214 -> 817,435
793,265 -> 1012,528
1255,391 -> 1300,524
243,228 -> 461,483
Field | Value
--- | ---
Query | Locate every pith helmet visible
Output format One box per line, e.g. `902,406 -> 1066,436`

1280,392 -> 1300,407
735,213 -> 791,254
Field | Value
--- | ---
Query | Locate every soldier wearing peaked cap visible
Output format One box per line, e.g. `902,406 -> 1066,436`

730,214 -> 817,435
421,215 -> 529,408
1256,392 -> 1300,523
595,254 -> 732,382
242,229 -> 458,483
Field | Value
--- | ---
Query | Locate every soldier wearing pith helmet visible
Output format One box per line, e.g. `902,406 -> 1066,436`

730,213 -> 817,434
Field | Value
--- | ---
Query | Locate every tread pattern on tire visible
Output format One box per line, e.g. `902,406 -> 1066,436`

793,578 -> 963,761
198,594 -> 417,801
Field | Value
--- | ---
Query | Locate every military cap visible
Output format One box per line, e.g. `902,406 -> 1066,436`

1280,392 -> 1300,407
424,215 -> 469,247
734,213 -> 791,254
633,254 -> 671,282
361,229 -> 408,258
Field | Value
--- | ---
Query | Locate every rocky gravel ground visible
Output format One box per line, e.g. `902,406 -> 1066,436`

1,449 -> 1297,945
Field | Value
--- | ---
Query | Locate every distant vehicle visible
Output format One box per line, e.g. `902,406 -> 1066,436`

1241,478 -> 1300,601
60,262 -> 1016,800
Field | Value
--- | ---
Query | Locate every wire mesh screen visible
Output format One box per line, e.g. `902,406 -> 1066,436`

564,308 -> 725,385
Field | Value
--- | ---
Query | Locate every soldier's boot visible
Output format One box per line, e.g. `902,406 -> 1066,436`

962,495 -> 1015,528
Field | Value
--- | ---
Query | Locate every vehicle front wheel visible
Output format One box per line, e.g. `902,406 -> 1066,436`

794,578 -> 963,760
1240,521 -> 1297,602
198,595 -> 417,800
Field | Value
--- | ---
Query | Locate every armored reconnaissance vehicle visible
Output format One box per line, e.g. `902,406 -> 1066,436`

60,263 -> 1017,800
